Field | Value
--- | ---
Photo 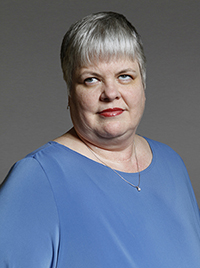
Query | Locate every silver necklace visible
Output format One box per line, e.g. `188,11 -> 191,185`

84,141 -> 141,192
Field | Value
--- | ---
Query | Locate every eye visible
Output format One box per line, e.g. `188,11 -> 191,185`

118,74 -> 132,81
84,77 -> 99,85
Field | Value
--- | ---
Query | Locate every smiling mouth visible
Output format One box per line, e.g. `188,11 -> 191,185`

98,108 -> 124,117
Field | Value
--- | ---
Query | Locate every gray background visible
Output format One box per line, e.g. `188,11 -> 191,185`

1,0 -> 200,206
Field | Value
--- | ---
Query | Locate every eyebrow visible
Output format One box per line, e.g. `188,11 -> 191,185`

79,71 -> 100,77
79,68 -> 137,78
117,68 -> 137,75
76,72 -> 101,82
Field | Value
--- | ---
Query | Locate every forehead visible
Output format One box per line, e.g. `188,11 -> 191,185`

76,57 -> 140,75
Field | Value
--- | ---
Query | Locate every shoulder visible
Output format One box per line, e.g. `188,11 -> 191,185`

0,143 -> 60,225
143,137 -> 196,195
144,136 -> 186,169
144,136 -> 182,156
7,141 -> 73,178
1,142 -> 56,192
0,141 -> 68,209
0,143 -> 60,267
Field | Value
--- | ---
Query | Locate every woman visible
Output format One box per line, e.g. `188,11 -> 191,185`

0,11 -> 200,267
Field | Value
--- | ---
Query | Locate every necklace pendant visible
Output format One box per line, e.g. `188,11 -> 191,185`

137,187 -> 141,192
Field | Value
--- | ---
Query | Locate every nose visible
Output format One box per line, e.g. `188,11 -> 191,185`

100,81 -> 121,102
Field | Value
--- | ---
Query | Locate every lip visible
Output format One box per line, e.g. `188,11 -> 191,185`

98,108 -> 124,117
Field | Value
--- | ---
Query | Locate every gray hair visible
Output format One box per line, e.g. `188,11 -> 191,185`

61,11 -> 146,91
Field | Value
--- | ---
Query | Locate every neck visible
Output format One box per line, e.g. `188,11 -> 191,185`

84,139 -> 141,192
74,128 -> 140,173
54,127 -> 152,173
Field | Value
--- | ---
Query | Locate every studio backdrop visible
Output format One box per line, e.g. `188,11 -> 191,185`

1,0 -> 200,205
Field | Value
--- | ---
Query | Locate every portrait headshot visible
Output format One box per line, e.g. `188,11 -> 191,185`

0,0 -> 200,267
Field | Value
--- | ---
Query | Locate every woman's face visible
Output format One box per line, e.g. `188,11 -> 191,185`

69,57 -> 146,145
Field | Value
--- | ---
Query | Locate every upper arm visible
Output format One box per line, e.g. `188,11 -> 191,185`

0,157 -> 60,268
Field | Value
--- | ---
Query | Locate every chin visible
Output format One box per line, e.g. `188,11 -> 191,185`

97,123 -> 131,139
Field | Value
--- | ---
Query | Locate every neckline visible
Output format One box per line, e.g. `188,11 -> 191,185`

49,137 -> 156,175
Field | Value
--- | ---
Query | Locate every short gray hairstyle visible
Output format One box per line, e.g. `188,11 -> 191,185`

61,11 -> 146,91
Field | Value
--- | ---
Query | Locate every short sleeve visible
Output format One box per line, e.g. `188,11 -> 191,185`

0,157 -> 60,268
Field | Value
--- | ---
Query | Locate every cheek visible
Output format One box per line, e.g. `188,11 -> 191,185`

140,90 -> 146,105
71,90 -> 98,113
127,88 -> 145,109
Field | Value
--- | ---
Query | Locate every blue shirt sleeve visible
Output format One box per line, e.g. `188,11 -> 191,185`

0,157 -> 60,267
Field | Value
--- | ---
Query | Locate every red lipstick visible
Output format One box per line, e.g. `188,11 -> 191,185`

99,108 -> 124,117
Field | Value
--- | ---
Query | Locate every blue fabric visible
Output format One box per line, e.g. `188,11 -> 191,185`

0,137 -> 200,267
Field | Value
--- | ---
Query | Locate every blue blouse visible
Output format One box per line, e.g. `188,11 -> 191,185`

0,137 -> 200,267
